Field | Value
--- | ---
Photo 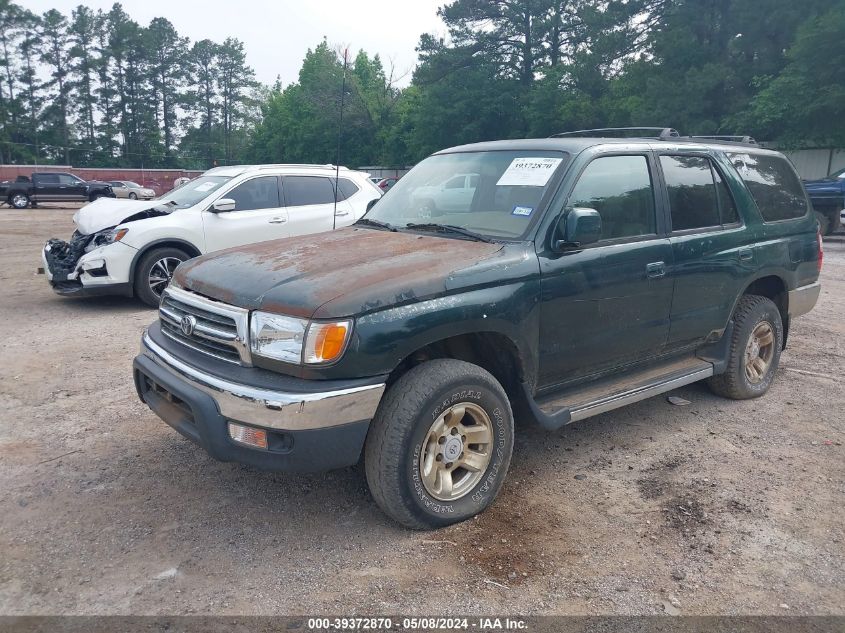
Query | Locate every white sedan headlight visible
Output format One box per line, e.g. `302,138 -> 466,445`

249,311 -> 352,365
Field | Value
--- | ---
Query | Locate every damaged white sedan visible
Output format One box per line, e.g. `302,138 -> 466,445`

42,164 -> 382,306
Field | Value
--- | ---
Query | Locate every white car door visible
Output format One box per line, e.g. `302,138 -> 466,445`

201,175 -> 290,251
282,175 -> 353,236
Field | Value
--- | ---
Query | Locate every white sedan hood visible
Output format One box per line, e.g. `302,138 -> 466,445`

74,198 -> 168,235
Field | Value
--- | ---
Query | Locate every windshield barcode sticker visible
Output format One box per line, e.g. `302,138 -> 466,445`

512,205 -> 533,216
496,157 -> 562,187
194,182 -> 216,192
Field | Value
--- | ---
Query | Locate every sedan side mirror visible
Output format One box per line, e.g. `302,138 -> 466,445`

555,207 -> 602,250
211,198 -> 236,213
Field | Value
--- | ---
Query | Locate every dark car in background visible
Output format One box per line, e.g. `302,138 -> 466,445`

803,167 -> 844,235
1,172 -> 115,209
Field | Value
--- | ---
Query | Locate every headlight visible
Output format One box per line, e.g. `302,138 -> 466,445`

91,227 -> 128,248
249,311 -> 351,365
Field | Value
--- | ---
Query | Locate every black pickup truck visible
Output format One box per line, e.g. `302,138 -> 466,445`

1,172 -> 114,208
133,132 -> 821,529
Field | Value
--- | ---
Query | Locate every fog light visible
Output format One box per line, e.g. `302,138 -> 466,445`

228,423 -> 268,449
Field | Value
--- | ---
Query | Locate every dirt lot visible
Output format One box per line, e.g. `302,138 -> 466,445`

0,207 -> 843,616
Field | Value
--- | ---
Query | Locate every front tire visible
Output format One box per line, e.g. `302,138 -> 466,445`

707,295 -> 783,400
129,192 -> 138,200
134,247 -> 189,307
364,359 -> 514,529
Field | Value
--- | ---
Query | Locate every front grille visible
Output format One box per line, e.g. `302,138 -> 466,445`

159,287 -> 251,365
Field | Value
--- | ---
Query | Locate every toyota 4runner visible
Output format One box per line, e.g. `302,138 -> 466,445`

133,132 -> 822,529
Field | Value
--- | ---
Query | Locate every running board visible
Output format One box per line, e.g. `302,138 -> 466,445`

523,356 -> 714,431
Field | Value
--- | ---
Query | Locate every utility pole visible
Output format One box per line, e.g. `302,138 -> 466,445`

333,47 -> 349,231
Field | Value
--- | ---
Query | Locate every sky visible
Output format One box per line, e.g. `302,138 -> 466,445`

20,0 -> 448,87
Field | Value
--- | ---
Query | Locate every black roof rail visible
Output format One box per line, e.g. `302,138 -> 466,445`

688,135 -> 758,145
550,127 -> 681,140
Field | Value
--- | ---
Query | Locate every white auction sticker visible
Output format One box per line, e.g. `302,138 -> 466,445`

496,157 -> 562,187
194,182 -> 216,192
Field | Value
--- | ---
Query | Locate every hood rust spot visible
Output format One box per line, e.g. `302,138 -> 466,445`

175,227 -> 504,318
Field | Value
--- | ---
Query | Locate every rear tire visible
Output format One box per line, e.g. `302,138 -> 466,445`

10,193 -> 30,209
707,295 -> 783,400
364,359 -> 514,529
134,247 -> 189,308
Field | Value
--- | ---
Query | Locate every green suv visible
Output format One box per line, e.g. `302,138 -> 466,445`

133,132 -> 822,529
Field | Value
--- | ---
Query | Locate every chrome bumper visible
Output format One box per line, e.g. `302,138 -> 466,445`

788,281 -> 821,318
140,331 -> 385,431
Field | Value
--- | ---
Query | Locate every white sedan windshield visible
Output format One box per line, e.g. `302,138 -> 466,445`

364,150 -> 568,239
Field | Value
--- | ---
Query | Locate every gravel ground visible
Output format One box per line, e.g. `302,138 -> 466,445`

0,207 -> 843,616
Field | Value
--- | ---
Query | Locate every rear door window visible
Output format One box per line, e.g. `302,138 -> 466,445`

661,155 -> 720,231
285,176 -> 336,206
568,155 -> 657,240
727,153 -> 808,221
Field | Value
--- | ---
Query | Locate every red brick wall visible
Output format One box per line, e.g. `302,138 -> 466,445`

0,165 -> 205,196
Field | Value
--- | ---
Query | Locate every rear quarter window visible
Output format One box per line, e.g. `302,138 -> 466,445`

727,153 -> 809,222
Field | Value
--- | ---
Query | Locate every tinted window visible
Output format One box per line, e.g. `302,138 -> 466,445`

661,155 -> 720,231
568,155 -> 656,239
37,174 -> 59,184
226,176 -> 280,211
285,176 -> 336,206
335,178 -> 359,201
713,167 -> 739,224
728,153 -> 808,221
58,174 -> 82,185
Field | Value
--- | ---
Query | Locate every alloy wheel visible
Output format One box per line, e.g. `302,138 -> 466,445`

744,321 -> 775,384
11,194 -> 28,208
419,402 -> 494,501
148,257 -> 182,298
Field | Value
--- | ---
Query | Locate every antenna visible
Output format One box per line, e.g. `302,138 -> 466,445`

333,47 -> 349,231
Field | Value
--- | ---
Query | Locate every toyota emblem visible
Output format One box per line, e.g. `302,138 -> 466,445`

180,314 -> 197,336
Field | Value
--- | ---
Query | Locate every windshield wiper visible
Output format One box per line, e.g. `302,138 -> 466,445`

404,223 -> 493,243
355,218 -> 397,231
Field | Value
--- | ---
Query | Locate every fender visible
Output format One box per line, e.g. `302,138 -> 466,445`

128,238 -> 203,286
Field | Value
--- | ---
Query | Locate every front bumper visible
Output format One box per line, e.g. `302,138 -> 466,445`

43,239 -> 136,297
134,329 -> 386,472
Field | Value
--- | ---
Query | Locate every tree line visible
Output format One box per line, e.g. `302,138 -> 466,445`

1,0 -> 843,171
0,0 -> 259,168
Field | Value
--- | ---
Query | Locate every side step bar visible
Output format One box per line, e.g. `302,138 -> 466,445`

523,356 -> 714,431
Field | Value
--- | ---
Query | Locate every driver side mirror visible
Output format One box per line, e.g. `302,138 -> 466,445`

554,207 -> 602,250
210,198 -> 236,213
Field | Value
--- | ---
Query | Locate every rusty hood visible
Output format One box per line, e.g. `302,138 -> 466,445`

173,227 -> 525,319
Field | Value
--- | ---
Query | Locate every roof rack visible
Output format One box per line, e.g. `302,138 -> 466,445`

688,135 -> 757,145
254,163 -> 347,171
550,127 -> 681,140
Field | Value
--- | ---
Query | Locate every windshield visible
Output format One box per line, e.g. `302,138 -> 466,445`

124,181 -> 142,188
364,150 -> 569,239
156,175 -> 231,209
828,167 -> 845,179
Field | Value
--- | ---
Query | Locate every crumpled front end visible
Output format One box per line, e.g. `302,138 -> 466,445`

42,230 -> 136,297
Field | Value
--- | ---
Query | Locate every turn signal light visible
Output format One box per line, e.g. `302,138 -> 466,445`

305,322 -> 350,364
228,423 -> 268,449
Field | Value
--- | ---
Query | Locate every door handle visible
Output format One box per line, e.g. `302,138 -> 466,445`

268,216 -> 287,224
739,248 -> 753,262
646,261 -> 666,279
335,210 -> 349,216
